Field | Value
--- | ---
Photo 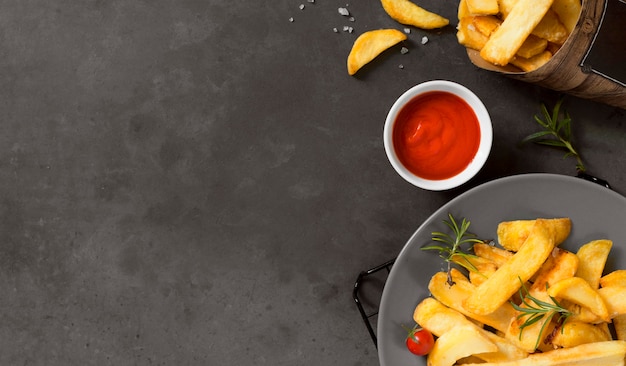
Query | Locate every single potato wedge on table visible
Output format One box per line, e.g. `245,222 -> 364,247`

380,0 -> 449,29
346,29 -> 407,76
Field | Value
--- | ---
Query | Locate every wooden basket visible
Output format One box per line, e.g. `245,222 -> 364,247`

466,0 -> 626,109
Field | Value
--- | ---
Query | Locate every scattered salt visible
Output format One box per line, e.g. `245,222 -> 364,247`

349,16 -> 355,22
399,64 -> 404,69
289,17 -> 294,22
333,27 -> 338,33
401,47 -> 409,54
308,0 -> 315,2
299,4 -> 305,10
421,36 -> 429,44
338,7 -> 350,16
404,28 -> 411,34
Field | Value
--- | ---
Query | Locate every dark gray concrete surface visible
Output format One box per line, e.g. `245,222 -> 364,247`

0,1 -> 625,365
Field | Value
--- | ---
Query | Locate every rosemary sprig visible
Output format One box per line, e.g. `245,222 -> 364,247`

422,214 -> 485,286
521,97 -> 586,173
511,279 -> 573,351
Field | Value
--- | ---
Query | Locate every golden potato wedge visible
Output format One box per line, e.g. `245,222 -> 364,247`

466,0 -> 499,15
380,0 -> 449,29
549,320 -> 612,348
427,325 -> 498,366
601,270 -> 626,288
480,0 -> 554,65
473,242 -> 514,268
576,239 -> 612,289
470,262 -> 498,286
598,285 -> 626,318
346,29 -> 407,75
461,341 -> 626,366
464,219 -> 557,315
510,50 -> 552,72
472,15 -> 502,36
506,291 -> 559,352
429,270 -> 517,333
614,314 -> 626,340
458,0 -> 471,19
496,218 -> 570,252
529,247 -> 579,295
551,0 -> 581,32
548,277 -> 610,322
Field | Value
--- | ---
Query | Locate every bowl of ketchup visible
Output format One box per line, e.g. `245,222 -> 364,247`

383,80 -> 492,191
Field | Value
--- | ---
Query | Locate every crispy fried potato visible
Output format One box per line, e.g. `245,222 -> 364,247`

474,242 -> 514,268
601,270 -> 626,288
551,0 -> 581,32
506,248 -> 578,352
346,29 -> 407,75
462,341 -> 626,366
532,9 -> 569,44
548,277 -> 610,322
615,315 -> 626,341
480,0 -> 555,65
470,262 -> 498,286
497,218 -> 571,252
466,0 -> 500,15
458,0 -> 471,19
515,34 -> 548,59
549,321 -> 612,348
427,325 -> 498,366
380,0 -> 449,29
576,239 -> 612,289
598,285 -> 626,318
472,15 -> 502,36
429,270 -> 517,333
464,219 -> 557,315
510,50 -> 552,72
457,17 -> 491,50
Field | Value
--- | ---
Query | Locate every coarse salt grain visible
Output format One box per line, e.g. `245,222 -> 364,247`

401,47 -> 409,54
404,28 -> 410,34
299,4 -> 305,10
289,17 -> 294,22
421,36 -> 429,44
338,7 -> 350,16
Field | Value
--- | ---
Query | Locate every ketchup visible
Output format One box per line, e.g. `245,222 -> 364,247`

392,91 -> 480,180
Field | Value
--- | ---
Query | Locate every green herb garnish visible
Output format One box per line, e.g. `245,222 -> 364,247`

511,279 -> 573,351
422,214 -> 485,286
522,97 -> 585,173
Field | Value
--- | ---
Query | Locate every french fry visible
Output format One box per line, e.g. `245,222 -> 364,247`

429,270 -> 517,333
464,219 -> 557,315
496,218 -> 571,252
457,17 -> 491,50
480,0 -> 555,65
547,277 -> 610,322
551,0 -> 582,32
469,262 -> 498,286
601,272 -> 626,337
576,239 -> 612,289
466,0 -> 500,15
532,9 -> 569,44
427,325 -> 498,366
510,50 -> 553,72
380,0 -> 449,29
515,34 -> 548,59
458,0 -> 471,19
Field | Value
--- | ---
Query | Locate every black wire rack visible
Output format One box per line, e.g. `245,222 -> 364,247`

352,258 -> 395,347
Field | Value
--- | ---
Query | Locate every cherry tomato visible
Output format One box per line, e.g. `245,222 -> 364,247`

405,327 -> 434,356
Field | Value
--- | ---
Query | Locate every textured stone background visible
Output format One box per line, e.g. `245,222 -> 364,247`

0,0 -> 624,365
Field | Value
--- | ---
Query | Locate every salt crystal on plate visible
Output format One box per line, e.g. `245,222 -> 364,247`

299,4 -> 305,10
401,47 -> 409,54
421,36 -> 429,44
338,7 -> 350,16
289,17 -> 294,22
404,28 -> 410,34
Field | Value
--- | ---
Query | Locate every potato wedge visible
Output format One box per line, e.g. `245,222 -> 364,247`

429,270 -> 517,333
532,9 -> 569,44
461,340 -> 626,366
576,239 -> 612,289
380,0 -> 449,29
601,270 -> 626,288
464,219 -> 557,315
473,242 -> 514,268
615,315 -> 626,340
598,285 -> 626,318
427,325 -> 498,366
549,320 -> 612,348
457,17 -> 491,51
346,29 -> 407,75
496,218 -> 570,252
548,277 -> 610,322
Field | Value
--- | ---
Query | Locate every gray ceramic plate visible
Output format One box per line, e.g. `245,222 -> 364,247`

378,173 -> 626,366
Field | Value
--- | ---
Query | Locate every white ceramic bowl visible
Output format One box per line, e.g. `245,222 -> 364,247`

383,80 -> 492,191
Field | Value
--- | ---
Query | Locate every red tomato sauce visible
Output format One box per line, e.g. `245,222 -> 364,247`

392,91 -> 480,180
